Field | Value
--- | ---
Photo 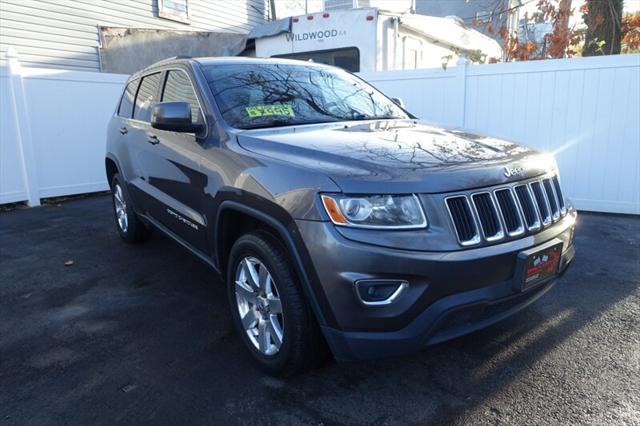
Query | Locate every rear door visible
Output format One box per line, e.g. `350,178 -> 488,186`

110,78 -> 141,190
126,72 -> 163,216
132,67 -> 209,251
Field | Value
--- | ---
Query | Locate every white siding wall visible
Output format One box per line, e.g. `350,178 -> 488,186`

0,0 -> 269,72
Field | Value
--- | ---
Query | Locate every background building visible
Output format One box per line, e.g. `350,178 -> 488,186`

0,0 -> 272,72
415,0 -> 522,42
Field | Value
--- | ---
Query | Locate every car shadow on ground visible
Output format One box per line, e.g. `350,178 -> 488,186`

0,196 -> 638,425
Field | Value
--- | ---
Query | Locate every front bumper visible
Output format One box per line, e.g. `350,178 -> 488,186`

295,212 -> 576,361
324,244 -> 573,361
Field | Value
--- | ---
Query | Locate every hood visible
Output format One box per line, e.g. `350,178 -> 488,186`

236,120 -> 556,194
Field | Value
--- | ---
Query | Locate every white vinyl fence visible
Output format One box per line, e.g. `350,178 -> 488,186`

1,49 -> 127,206
1,49 -> 639,214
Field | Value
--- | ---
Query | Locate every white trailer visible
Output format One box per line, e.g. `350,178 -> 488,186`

254,7 -> 502,72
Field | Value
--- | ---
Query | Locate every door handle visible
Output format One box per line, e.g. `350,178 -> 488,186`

147,135 -> 160,145
119,126 -> 128,135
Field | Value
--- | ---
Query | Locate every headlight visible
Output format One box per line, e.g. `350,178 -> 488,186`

321,194 -> 427,229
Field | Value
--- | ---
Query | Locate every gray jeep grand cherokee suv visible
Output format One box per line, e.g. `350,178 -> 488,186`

106,57 -> 576,375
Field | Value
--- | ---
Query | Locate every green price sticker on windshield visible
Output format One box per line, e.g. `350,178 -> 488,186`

246,104 -> 294,118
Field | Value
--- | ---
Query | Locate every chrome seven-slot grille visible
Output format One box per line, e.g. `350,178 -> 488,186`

445,174 -> 567,246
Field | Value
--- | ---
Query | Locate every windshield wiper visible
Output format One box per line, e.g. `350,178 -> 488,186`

348,114 -> 405,121
240,119 -> 338,130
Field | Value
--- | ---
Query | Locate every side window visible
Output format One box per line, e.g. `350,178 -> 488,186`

118,80 -> 137,118
133,72 -> 161,122
161,70 -> 202,123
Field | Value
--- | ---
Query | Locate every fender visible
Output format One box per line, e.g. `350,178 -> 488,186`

105,153 -> 144,215
215,200 -> 336,328
105,153 -> 132,186
105,153 -> 122,180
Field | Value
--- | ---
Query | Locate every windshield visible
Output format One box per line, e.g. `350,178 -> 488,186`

204,63 -> 409,130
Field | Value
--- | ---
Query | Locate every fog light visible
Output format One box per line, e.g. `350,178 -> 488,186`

354,280 -> 408,306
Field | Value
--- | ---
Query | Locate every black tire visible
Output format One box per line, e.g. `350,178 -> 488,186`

110,173 -> 151,244
227,231 -> 325,376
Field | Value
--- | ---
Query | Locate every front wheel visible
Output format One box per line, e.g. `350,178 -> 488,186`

227,232 -> 325,376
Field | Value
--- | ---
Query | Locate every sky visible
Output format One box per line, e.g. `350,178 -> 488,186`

624,0 -> 640,12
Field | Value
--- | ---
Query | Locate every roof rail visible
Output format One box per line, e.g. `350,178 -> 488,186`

149,55 -> 192,67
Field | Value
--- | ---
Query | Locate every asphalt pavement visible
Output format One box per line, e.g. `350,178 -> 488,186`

0,195 -> 638,425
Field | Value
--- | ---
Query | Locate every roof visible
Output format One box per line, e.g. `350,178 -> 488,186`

394,13 -> 503,58
193,56 -> 331,67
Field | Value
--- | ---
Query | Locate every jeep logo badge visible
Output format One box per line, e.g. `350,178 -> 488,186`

504,165 -> 525,178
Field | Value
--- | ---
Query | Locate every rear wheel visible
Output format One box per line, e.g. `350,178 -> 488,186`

110,173 -> 150,244
227,232 -> 325,376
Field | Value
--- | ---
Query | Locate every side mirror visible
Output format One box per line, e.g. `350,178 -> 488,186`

151,102 -> 203,133
391,97 -> 405,108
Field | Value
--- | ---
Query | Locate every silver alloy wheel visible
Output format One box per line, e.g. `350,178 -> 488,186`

234,256 -> 284,356
114,184 -> 128,233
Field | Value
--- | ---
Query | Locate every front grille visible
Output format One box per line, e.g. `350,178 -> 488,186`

552,175 -> 566,213
471,193 -> 502,240
514,185 -> 541,230
446,196 -> 480,245
494,189 -> 524,236
543,178 -> 560,220
445,173 -> 567,246
530,181 -> 551,225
